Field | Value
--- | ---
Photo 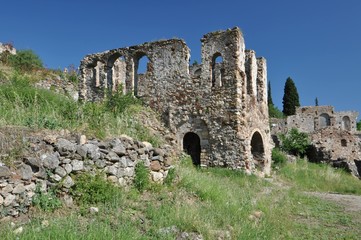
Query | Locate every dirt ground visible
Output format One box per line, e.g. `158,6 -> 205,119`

307,192 -> 361,212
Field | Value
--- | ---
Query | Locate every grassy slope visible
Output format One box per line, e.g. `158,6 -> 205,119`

2,157 -> 361,239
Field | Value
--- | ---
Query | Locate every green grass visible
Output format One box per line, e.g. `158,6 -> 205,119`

0,71 -> 164,146
1,156 -> 361,239
279,159 -> 361,194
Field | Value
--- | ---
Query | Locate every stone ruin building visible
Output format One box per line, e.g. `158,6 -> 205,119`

271,106 -> 361,177
79,27 -> 272,175
0,42 -> 16,55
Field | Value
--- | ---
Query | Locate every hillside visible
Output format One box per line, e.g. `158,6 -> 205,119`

0,54 -> 361,239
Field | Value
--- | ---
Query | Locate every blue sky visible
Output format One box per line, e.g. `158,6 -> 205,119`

1,0 -> 360,117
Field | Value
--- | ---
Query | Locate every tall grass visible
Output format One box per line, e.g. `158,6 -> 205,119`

279,159 -> 361,194
0,72 -> 163,146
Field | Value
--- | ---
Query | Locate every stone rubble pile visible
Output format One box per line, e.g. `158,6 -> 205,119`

0,134 -> 174,218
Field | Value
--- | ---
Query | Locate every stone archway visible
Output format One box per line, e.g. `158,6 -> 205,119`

251,131 -> 265,170
183,132 -> 201,166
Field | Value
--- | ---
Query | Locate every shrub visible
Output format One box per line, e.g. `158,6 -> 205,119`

8,49 -> 43,72
32,185 -> 62,212
134,162 -> 150,192
105,86 -> 141,116
71,173 -> 121,205
279,128 -> 310,156
272,148 -> 287,167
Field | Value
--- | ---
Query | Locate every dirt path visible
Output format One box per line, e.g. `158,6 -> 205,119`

307,192 -> 361,212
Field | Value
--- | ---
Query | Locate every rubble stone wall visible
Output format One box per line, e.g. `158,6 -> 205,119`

79,27 -> 272,175
0,134 -> 173,218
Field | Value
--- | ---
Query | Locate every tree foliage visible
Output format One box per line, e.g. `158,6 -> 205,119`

267,80 -> 273,106
357,120 -> 361,131
279,128 -> 310,156
269,104 -> 284,118
282,77 -> 300,116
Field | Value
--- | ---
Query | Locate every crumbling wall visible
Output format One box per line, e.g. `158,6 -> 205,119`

0,43 -> 16,55
271,106 -> 359,135
79,27 -> 272,175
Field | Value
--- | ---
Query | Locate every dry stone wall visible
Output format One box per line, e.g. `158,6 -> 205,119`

79,27 -> 272,176
0,133 -> 174,218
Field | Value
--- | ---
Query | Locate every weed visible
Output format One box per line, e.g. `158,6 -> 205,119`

133,162 -> 150,192
272,148 -> 287,167
164,167 -> 176,186
32,185 -> 62,212
70,173 -> 122,205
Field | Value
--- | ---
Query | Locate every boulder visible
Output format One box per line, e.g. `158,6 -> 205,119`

0,166 -> 11,178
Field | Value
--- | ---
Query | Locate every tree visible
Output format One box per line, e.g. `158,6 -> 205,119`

267,80 -> 273,106
315,97 -> 319,106
357,120 -> 361,131
279,128 -> 310,157
282,77 -> 300,116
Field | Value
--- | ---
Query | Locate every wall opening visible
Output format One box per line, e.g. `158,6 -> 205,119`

341,116 -> 351,131
183,132 -> 201,166
134,54 -> 150,96
251,131 -> 265,170
211,53 -> 223,87
319,113 -> 331,128
341,139 -> 347,147
107,54 -> 126,93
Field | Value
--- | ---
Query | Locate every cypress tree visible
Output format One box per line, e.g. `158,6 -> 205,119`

282,77 -> 300,116
315,97 -> 319,106
267,81 -> 273,106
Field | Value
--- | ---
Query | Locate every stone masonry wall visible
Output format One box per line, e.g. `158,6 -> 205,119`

79,27 -> 272,176
0,133 -> 173,218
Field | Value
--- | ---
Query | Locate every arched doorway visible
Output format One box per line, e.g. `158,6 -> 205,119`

251,132 -> 265,170
183,132 -> 201,166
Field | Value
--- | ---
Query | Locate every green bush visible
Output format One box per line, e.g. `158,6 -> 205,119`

105,86 -> 141,116
71,173 -> 121,205
133,162 -> 150,192
32,185 -> 62,212
8,49 -> 43,72
279,128 -> 310,156
272,148 -> 287,167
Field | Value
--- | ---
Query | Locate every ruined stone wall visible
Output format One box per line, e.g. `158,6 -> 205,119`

79,27 -> 271,175
0,42 -> 16,55
271,106 -> 359,135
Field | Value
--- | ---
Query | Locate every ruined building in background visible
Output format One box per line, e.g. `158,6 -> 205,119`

79,27 -> 272,175
0,42 -> 16,55
271,106 -> 361,178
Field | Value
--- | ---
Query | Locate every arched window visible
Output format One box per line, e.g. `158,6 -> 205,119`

134,53 -> 150,96
183,132 -> 201,166
319,113 -> 331,128
107,54 -> 126,93
211,53 -> 223,87
341,116 -> 351,131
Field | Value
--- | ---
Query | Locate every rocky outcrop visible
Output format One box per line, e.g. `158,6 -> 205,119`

0,133 -> 175,218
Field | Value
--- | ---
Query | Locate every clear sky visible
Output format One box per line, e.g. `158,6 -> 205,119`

1,0 -> 360,118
